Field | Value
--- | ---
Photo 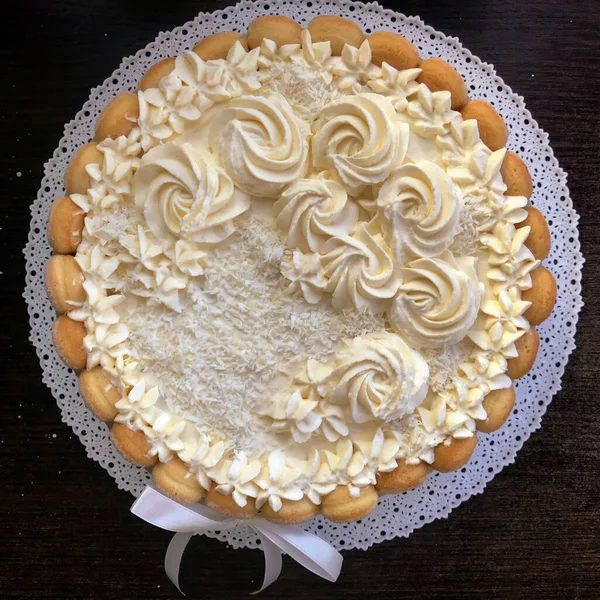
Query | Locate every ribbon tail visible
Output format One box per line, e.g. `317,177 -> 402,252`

166,532 -> 193,596
256,521 -> 343,583
251,531 -> 283,595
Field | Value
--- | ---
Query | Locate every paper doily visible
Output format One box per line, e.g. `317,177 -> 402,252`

24,0 -> 583,552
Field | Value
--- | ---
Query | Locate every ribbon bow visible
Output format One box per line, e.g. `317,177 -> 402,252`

131,486 -> 343,594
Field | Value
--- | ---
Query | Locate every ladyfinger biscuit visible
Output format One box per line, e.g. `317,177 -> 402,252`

64,142 -> 103,195
261,497 -> 319,523
308,16 -> 364,55
417,58 -> 467,109
517,206 -> 551,260
476,386 -> 516,433
205,486 -> 259,518
45,254 -> 85,314
138,57 -> 176,91
79,366 -> 120,422
52,315 -> 87,370
193,32 -> 248,60
521,267 -> 556,326
460,99 -> 508,151
367,31 -> 419,70
506,327 -> 539,379
432,434 -> 478,473
111,422 -> 157,467
94,92 -> 139,141
152,457 -> 204,503
246,16 -> 302,49
501,151 -> 533,198
320,485 -> 378,522
375,460 -> 429,495
47,196 -> 85,254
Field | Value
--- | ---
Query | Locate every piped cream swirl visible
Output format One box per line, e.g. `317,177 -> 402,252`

203,93 -> 309,197
312,93 -> 409,196
390,251 -> 483,348
321,222 -> 400,313
273,174 -> 359,252
376,160 -> 461,260
327,331 -> 429,423
134,142 -> 250,244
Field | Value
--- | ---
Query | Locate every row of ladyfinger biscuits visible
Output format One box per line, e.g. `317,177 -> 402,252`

45,14 -> 557,524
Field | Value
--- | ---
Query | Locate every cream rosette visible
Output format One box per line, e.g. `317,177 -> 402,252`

390,251 -> 483,349
202,93 -> 309,197
375,161 -> 461,261
325,331 -> 430,424
133,141 -> 250,244
312,93 -> 409,196
273,174 -> 359,253
320,222 -> 401,313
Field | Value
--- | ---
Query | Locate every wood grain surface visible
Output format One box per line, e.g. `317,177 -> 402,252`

1,1 -> 599,598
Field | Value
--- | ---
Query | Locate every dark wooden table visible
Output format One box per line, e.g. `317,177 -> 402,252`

2,1 -> 599,598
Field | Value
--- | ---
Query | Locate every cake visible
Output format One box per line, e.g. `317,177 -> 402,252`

45,15 -> 556,523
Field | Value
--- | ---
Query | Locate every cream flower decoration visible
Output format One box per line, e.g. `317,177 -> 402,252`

280,249 -> 326,304
267,387 -> 322,444
406,83 -> 458,137
481,288 -> 531,335
478,194 -> 529,232
69,280 -> 124,326
320,222 -> 401,313
367,65 -> 421,111
83,322 -> 129,369
134,142 -> 250,244
202,42 -> 262,101
347,428 -> 402,486
208,452 -> 261,507
138,75 -> 205,150
115,378 -> 160,420
458,350 -> 512,398
102,355 -> 140,388
326,39 -> 382,93
255,450 -> 303,512
181,436 -> 227,491
481,222 -> 540,293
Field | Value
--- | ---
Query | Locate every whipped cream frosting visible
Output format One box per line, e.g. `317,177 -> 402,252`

406,84 -> 457,138
134,142 -> 250,244
71,34 -> 537,511
312,93 -> 409,195
274,173 -> 359,253
390,251 -> 483,348
201,93 -> 309,197
320,222 -> 401,313
326,331 -> 430,423
375,160 -> 461,261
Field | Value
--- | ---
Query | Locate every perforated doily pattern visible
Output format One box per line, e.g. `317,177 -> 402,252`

24,0 -> 583,552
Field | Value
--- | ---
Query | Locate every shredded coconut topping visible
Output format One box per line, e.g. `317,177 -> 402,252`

448,200 -> 483,256
126,212 -> 384,454
421,342 -> 473,394
260,62 -> 340,123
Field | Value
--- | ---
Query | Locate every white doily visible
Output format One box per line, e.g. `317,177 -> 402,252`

24,0 -> 583,552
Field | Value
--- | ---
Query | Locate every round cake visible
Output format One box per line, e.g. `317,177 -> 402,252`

45,15 -> 556,523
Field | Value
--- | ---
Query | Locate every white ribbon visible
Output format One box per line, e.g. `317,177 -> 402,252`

131,486 -> 343,594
